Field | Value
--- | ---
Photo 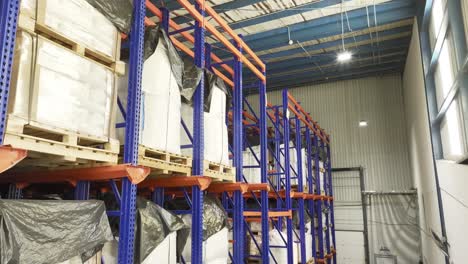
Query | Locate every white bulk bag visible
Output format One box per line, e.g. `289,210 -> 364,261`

180,85 -> 229,165
117,38 -> 181,154
243,145 -> 261,183
269,229 -> 298,264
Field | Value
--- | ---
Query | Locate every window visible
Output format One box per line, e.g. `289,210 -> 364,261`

434,34 -> 457,108
440,98 -> 465,160
427,0 -> 468,161
429,0 -> 446,49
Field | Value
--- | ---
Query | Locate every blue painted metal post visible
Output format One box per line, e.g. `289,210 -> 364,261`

233,35 -> 245,264
0,0 -> 20,144
191,2 -> 206,263
259,70 -> 270,264
320,139 -> 331,264
295,116 -> 307,263
313,135 -> 325,262
326,140 -> 337,264
118,0 -> 145,262
75,181 -> 90,200
282,89 -> 294,264
305,128 -> 317,259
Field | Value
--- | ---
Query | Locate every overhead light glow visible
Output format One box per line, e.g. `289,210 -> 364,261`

337,51 -> 352,62
359,120 -> 368,127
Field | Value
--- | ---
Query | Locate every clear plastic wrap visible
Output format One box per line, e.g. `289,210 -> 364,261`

9,31 -> 115,139
38,0 -> 119,59
32,36 -> 115,138
0,200 -> 113,264
20,0 -> 36,19
9,30 -> 34,120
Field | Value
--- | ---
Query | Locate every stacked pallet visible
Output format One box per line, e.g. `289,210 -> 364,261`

5,0 -> 124,167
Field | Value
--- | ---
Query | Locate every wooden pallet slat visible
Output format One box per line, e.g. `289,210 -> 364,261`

4,115 -> 119,167
136,145 -> 192,176
203,160 -> 236,182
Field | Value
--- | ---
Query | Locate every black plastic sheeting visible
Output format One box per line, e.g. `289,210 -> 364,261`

182,58 -> 231,111
0,200 -> 113,264
167,195 -> 229,241
135,199 -> 188,263
143,26 -> 185,91
84,0 -> 133,33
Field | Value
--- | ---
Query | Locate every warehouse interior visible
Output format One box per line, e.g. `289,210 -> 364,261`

0,0 -> 466,263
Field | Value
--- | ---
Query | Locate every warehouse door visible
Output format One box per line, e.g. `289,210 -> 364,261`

332,167 -> 369,264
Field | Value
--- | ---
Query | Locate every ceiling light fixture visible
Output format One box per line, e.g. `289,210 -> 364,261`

359,120 -> 368,127
337,51 -> 352,62
287,27 -> 294,45
337,1 -> 352,63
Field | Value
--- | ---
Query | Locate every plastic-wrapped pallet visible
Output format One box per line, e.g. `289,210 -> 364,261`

180,85 -> 229,165
20,0 -> 119,59
269,229 -> 298,264
116,33 -> 181,154
243,145 -> 261,183
9,30 -> 116,139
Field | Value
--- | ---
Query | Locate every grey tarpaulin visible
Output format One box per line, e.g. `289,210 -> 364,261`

292,207 -> 312,230
135,199 -> 187,263
175,196 -> 230,256
182,59 -> 231,111
0,200 -> 113,264
83,0 -> 133,33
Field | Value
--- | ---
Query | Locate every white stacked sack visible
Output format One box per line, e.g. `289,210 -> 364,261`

180,85 -> 229,165
296,222 -> 314,263
243,145 -> 262,183
180,215 -> 229,264
10,30 -> 116,140
269,229 -> 298,264
20,0 -> 119,60
117,36 -> 181,154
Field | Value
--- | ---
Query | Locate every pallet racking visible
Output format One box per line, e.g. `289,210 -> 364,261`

0,0 -> 336,263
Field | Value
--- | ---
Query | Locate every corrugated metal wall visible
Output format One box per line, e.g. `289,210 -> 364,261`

247,74 -> 419,263
248,74 -> 412,191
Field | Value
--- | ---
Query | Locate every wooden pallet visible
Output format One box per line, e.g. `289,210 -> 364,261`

204,160 -> 236,182
17,14 -> 125,76
136,146 -> 192,176
4,116 -> 119,167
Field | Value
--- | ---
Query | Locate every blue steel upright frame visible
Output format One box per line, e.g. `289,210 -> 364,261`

0,0 -> 20,145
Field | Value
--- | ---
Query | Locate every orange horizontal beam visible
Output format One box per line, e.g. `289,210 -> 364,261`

246,183 -> 270,192
0,145 -> 27,173
243,210 -> 292,218
175,0 -> 266,83
139,176 -> 212,191
0,164 -> 150,185
198,0 -> 265,72
288,92 -> 330,139
208,182 -> 248,194
145,1 -> 235,78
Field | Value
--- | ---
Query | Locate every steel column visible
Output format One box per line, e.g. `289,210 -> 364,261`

233,34 -> 245,263
305,128 -> 317,260
295,116 -> 307,263
320,139 -> 331,264
326,142 -> 336,264
313,135 -> 325,261
282,89 -> 294,264
118,0 -> 145,262
0,0 -> 20,144
259,71 -> 270,264
191,1 -> 206,263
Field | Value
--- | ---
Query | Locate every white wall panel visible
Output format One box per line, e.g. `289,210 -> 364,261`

402,20 -> 446,264
247,72 -> 418,263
